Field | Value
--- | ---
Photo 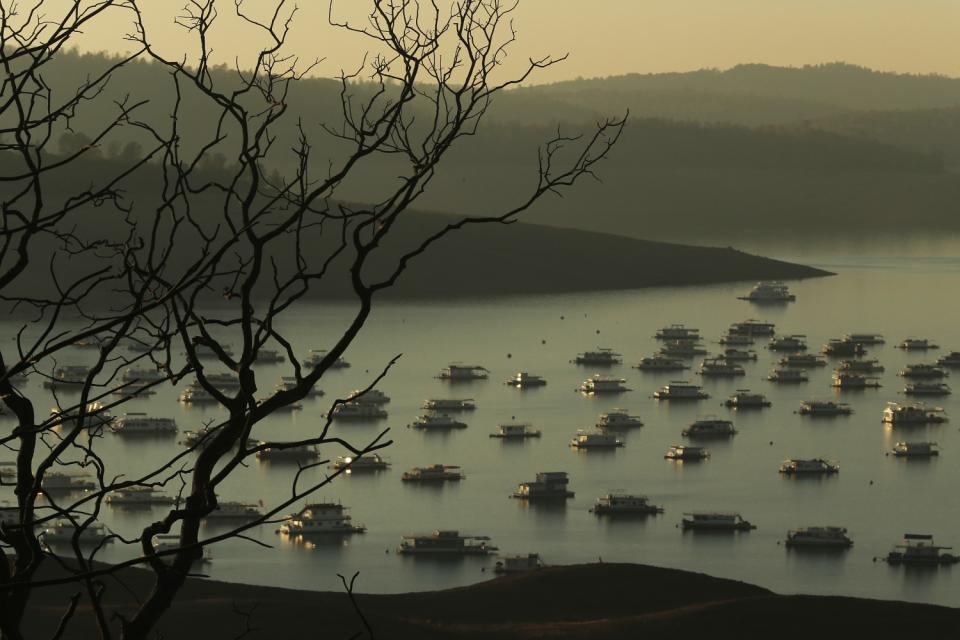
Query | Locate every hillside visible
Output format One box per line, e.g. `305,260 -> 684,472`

23,562 -> 960,639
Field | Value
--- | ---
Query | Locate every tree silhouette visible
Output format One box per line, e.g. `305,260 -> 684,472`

0,1 -> 623,638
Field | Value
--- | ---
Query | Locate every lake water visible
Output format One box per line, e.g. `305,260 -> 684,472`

5,235 -> 960,606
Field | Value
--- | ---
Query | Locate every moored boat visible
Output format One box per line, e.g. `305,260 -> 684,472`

437,364 -> 489,380
798,400 -> 852,416
768,335 -> 808,352
724,390 -> 771,409
891,441 -> 939,458
898,364 -> 948,379
634,355 -> 689,372
785,526 -> 852,548
111,413 -> 178,435
331,454 -> 391,472
697,357 -> 745,377
401,464 -> 464,482
728,320 -> 776,337
654,324 -> 701,341
682,418 -> 736,438
664,444 -> 709,461
512,472 -> 574,501
280,503 -> 365,535
330,402 -> 388,420
408,414 -> 468,430
580,374 -> 629,394
572,348 -> 622,366
422,398 -> 476,412
397,530 -> 495,556
831,372 -> 880,389
896,338 -> 939,350
681,512 -> 755,531
106,487 -> 175,507
936,351 -> 960,367
596,409 -> 644,429
570,430 -> 624,449
768,368 -> 808,383
738,281 -> 795,303
886,534 -> 958,566
494,553 -> 544,574
490,423 -> 541,439
904,382 -> 951,397
504,372 -> 548,388
779,458 -> 839,475
882,402 -> 947,426
653,381 -> 709,400
591,494 -> 663,516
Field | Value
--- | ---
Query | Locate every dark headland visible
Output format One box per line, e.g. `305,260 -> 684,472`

25,563 -> 959,639
347,213 -> 831,299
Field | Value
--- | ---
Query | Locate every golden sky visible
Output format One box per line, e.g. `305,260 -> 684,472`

73,0 -> 960,82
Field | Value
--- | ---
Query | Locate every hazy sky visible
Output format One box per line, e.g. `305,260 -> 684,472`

76,0 -> 960,82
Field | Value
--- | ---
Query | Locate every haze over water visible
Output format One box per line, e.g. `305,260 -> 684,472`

10,233 -> 960,605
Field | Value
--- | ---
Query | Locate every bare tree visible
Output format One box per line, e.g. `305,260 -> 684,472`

0,1 -> 625,638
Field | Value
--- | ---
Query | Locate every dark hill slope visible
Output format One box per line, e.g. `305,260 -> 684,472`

23,563 -> 960,639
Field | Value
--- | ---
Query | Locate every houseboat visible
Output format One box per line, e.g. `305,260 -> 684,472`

681,512 -> 755,531
882,402 -> 947,426
936,351 -> 960,367
490,423 -> 541,439
422,398 -> 476,412
331,454 -> 390,472
785,526 -> 853,549
330,402 -> 388,420
304,350 -> 350,369
580,375 -> 629,394
401,464 -> 464,483
904,382 -> 952,397
653,381 -> 709,400
719,333 -> 754,346
151,535 -> 213,564
658,340 -> 708,358
205,501 -> 263,522
408,414 -> 468,430
437,364 -> 489,380
843,333 -> 885,345
768,368 -> 808,383
728,320 -> 776,337
655,324 -> 701,341
779,354 -> 826,368
111,414 -> 178,436
39,520 -> 113,545
697,358 -> 745,377
896,338 -> 939,350
886,534 -> 958,566
572,348 -> 622,366
664,445 -> 709,461
821,339 -> 866,358
494,553 -> 544,574
798,400 -> 852,417
274,376 -> 325,397
178,384 -> 219,404
596,409 -> 644,429
837,359 -> 884,374
738,281 -> 796,303
120,367 -> 168,386
255,443 -> 320,462
590,494 -> 663,516
891,441 -> 939,458
724,390 -> 771,409
40,472 -> 95,494
831,372 -> 880,389
512,472 -> 574,501
722,348 -> 758,362
779,458 -> 840,475
768,335 -> 808,352
682,418 -> 737,439
280,503 -> 365,535
397,530 -> 495,556
634,355 -> 689,371
504,372 -> 548,388
570,430 -> 624,449
898,364 -> 947,379
105,487 -> 175,508
348,389 -> 391,405
43,365 -> 90,389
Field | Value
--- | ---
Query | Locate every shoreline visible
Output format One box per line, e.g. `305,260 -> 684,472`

23,562 -> 959,638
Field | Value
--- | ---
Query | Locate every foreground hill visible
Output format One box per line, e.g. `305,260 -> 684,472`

24,563 -> 960,639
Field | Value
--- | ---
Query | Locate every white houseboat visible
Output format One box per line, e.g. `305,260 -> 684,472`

728,320 -> 776,337
106,487 -> 175,508
437,364 -> 489,381
724,390 -> 771,409
697,358 -> 745,377
653,381 -> 709,400
768,335 -> 808,351
634,355 -> 689,372
768,368 -> 808,383
896,338 -> 939,350
111,414 -> 178,436
904,382 -> 951,397
580,374 -> 629,394
738,281 -> 796,303
330,402 -> 388,420
654,324 -> 701,340
778,354 -> 826,368
886,534 -> 958,566
831,372 -> 880,389
205,501 -> 263,522
331,454 -> 391,472
882,402 -> 947,426
280,503 -> 365,535
798,401 -> 852,417
422,398 -> 476,412
494,553 -> 544,574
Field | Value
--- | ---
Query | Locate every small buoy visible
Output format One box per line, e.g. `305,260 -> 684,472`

560,315 -> 565,320
481,567 -> 485,572
541,339 -> 546,345
869,480 -> 874,485
507,353 -> 512,358
769,441 -> 774,446
595,329 -> 600,334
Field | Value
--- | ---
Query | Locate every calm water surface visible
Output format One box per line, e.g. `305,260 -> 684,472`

5,236 -> 960,605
